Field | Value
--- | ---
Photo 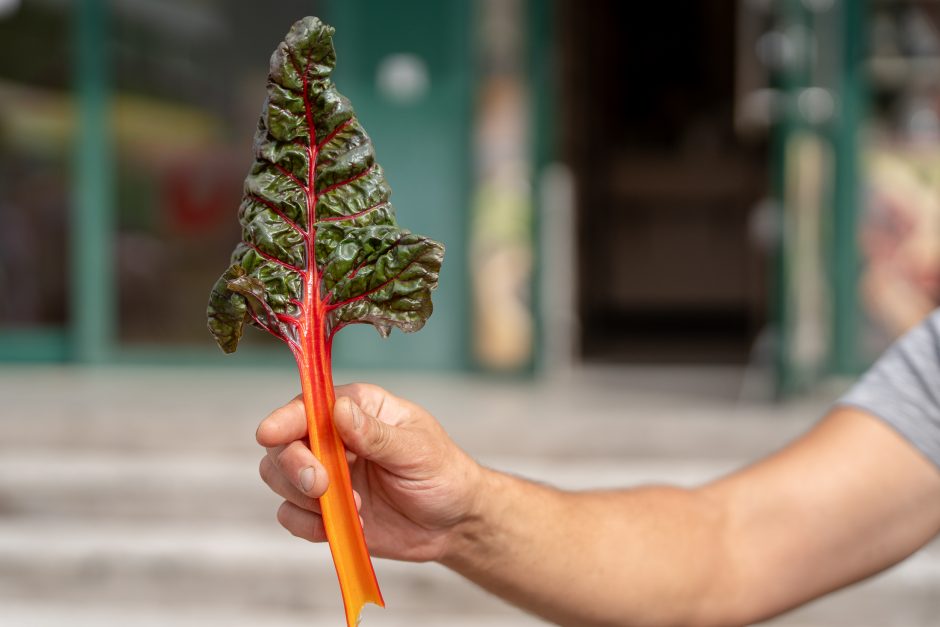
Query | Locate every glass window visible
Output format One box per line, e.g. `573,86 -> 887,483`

0,4 -> 71,332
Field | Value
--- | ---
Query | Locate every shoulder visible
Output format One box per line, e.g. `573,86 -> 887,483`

838,309 -> 940,468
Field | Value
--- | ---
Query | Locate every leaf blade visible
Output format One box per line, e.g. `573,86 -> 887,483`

207,15 -> 443,349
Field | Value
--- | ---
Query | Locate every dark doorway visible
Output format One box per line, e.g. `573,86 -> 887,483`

561,0 -> 770,363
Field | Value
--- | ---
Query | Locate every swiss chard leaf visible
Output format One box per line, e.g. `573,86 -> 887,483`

208,16 -> 444,353
206,16 -> 444,627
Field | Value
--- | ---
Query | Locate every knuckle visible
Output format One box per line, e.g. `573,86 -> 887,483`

266,445 -> 283,466
276,502 -> 291,527
368,419 -> 392,453
274,447 -> 290,470
259,456 -> 274,484
344,382 -> 370,396
277,502 -> 303,539
288,395 -> 304,414
298,493 -> 319,512
334,382 -> 354,397
283,442 -> 312,471
345,382 -> 386,407
271,444 -> 300,473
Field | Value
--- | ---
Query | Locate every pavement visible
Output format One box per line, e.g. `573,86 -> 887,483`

0,364 -> 937,626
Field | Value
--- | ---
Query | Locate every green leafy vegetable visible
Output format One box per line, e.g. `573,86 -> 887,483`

206,16 -> 444,627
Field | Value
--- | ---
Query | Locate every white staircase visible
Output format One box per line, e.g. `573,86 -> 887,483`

0,365 -> 937,626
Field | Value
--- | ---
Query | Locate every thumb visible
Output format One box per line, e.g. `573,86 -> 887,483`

334,396 -> 412,471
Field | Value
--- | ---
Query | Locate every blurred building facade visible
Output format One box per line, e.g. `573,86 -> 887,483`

2,0 -> 939,395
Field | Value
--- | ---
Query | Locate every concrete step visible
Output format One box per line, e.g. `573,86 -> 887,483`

0,448 -> 744,522
0,449 -> 739,624
0,600 -> 548,627
0,514 -> 937,627
0,365 -> 823,460
0,517 -> 531,620
5,366 -> 935,625
1,442 -> 939,625
0,450 -> 271,522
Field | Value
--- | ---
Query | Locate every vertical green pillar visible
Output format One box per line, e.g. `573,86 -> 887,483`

529,0 -> 554,373
71,0 -> 114,362
831,0 -> 866,375
771,0 -> 811,396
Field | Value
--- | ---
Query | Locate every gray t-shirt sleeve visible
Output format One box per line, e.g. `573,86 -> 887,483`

838,309 -> 940,469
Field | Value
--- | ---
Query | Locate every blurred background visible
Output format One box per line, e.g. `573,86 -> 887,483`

2,0 -> 940,625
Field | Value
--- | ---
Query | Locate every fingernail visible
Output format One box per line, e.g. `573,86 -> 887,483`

299,466 -> 315,493
350,401 -> 364,430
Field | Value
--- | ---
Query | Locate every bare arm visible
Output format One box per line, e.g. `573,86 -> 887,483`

703,407 -> 940,623
442,407 -> 940,626
258,391 -> 940,626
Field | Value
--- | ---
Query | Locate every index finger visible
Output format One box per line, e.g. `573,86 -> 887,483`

256,395 -> 307,447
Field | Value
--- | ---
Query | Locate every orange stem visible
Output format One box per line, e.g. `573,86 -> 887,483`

296,313 -> 384,626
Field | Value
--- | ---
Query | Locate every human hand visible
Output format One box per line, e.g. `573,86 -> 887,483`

256,383 -> 485,563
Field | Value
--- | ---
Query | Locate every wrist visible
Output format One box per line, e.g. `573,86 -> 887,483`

438,464 -> 508,568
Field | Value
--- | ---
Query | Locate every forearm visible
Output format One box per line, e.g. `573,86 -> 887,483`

440,468 -> 732,627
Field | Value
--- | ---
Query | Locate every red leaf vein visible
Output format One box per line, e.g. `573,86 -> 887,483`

326,257 -> 421,312
318,201 -> 388,223
319,164 -> 376,197
272,162 -> 307,191
316,116 -> 355,151
244,240 -> 306,276
247,193 -> 306,237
